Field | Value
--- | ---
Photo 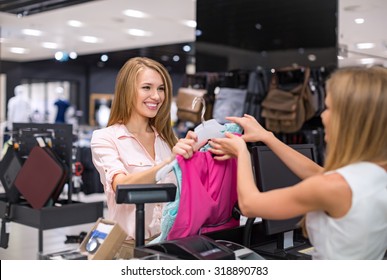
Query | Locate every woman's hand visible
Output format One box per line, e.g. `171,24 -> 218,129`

226,114 -> 272,143
172,130 -> 197,159
209,132 -> 248,161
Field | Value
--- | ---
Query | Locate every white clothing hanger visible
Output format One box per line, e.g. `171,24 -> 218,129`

155,97 -> 226,182
191,97 -> 225,149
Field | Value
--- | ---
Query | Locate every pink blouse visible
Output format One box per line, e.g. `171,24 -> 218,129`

91,124 -> 177,240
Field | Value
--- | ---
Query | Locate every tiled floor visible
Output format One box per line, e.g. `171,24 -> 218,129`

0,192 -> 106,260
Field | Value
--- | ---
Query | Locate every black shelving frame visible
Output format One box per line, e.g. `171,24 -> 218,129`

0,123 -> 104,257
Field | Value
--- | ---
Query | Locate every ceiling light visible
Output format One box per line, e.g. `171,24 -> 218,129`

10,47 -> 28,54
360,58 -> 375,64
127,29 -> 152,37
182,20 -> 197,28
55,51 -> 69,61
354,18 -> 365,24
69,52 -> 78,59
100,54 -> 108,62
123,9 -> 149,18
307,54 -> 317,61
173,55 -> 180,62
80,36 -> 101,43
67,20 -> 83,27
22,29 -> 42,36
356,43 -> 375,49
55,51 -> 64,60
183,45 -> 191,52
255,23 -> 262,30
42,42 -> 58,49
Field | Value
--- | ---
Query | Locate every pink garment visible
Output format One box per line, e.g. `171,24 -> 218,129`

167,151 -> 239,240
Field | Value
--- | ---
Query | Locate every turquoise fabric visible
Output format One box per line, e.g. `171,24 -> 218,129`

150,163 -> 182,244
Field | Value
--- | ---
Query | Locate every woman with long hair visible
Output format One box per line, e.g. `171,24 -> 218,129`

209,66 -> 387,259
91,57 -> 196,258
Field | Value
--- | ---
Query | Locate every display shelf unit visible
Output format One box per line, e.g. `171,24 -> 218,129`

0,196 -> 104,255
0,123 -> 104,257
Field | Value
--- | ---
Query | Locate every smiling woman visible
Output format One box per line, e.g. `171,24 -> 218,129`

90,56 -> 198,259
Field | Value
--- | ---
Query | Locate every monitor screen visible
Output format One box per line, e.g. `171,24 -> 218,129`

251,144 -> 317,235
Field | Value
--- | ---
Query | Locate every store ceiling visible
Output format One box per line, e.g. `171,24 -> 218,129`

0,0 -> 386,67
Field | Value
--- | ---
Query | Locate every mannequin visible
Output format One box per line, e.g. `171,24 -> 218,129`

95,98 -> 110,127
54,86 -> 70,123
7,85 -> 31,131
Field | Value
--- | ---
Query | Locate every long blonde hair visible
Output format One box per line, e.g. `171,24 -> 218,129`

301,66 -> 387,237
107,57 -> 177,149
324,66 -> 387,171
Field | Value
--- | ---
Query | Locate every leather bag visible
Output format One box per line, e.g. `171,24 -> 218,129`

0,144 -> 22,203
261,68 -> 315,133
176,87 -> 208,123
14,145 -> 67,209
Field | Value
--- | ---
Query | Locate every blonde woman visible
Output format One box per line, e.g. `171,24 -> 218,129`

209,66 -> 387,259
91,57 -> 196,258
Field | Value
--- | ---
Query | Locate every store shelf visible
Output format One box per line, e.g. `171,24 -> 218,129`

0,196 -> 104,254
3,200 -> 103,230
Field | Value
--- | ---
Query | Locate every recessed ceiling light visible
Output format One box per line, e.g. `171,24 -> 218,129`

123,9 -> 149,18
100,54 -> 108,62
127,29 -> 152,37
307,54 -> 317,61
67,20 -> 83,27
182,20 -> 196,28
42,42 -> 58,49
69,52 -> 78,59
354,18 -> 365,24
10,47 -> 29,54
183,45 -> 191,52
360,58 -> 375,64
55,51 -> 65,61
22,29 -> 42,36
80,36 -> 101,43
356,43 -> 375,49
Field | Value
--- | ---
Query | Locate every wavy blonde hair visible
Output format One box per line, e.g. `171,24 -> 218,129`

107,57 -> 177,149
301,66 -> 387,237
324,66 -> 387,171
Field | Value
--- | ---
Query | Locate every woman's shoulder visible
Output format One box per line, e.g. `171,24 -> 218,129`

335,161 -> 386,177
91,124 -> 123,142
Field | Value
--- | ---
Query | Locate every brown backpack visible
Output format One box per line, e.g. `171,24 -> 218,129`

261,67 -> 316,133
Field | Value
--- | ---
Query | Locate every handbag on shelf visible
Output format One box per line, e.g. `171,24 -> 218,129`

0,143 -> 22,203
14,145 -> 67,209
261,67 -> 316,133
212,87 -> 247,124
176,87 -> 209,124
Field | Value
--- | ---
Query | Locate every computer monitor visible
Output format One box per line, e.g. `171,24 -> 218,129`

250,144 -> 317,255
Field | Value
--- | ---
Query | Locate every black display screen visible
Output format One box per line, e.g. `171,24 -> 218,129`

251,144 -> 317,235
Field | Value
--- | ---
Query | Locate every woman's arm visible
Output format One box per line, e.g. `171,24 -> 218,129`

113,133 -> 197,189
91,130 -> 197,192
209,133 -> 351,220
226,114 -> 323,179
